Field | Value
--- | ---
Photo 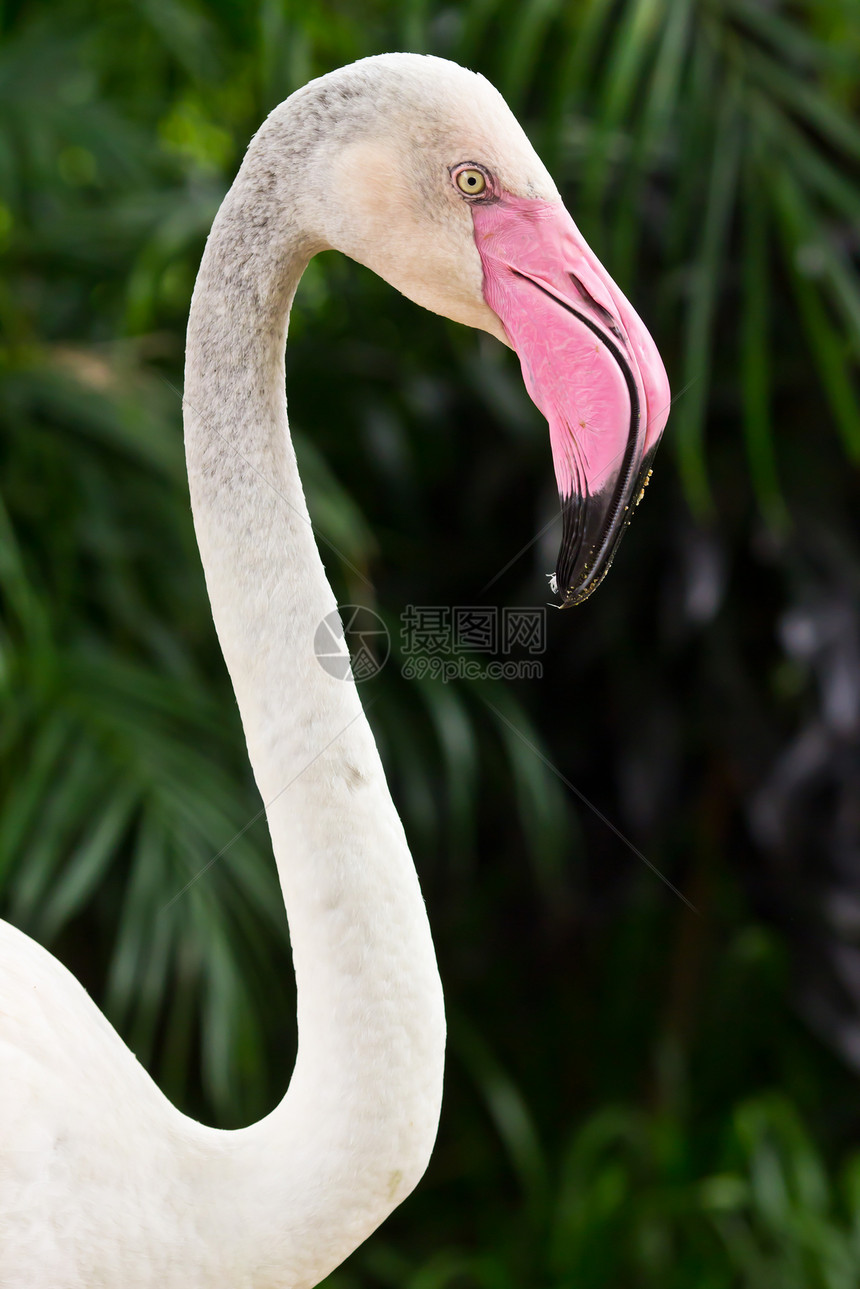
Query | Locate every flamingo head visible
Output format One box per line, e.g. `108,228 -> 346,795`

293,54 -> 670,606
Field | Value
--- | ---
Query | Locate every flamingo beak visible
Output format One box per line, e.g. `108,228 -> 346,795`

471,195 -> 670,606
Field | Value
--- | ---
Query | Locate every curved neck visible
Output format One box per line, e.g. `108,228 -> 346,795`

183,113 -> 445,1288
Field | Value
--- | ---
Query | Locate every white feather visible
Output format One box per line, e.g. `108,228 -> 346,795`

0,53 -> 553,1287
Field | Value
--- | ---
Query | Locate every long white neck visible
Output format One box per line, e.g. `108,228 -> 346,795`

183,106 -> 446,1289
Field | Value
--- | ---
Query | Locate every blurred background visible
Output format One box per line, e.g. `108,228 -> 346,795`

2,0 -> 860,1284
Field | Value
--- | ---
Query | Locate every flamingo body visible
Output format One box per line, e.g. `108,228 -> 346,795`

0,54 -> 667,1287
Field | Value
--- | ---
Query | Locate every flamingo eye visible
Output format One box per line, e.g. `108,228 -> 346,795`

454,167 -> 487,196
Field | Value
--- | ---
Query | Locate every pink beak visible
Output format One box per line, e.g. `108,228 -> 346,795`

471,194 -> 670,606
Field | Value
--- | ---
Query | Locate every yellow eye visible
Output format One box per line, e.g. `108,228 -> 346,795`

455,167 -> 487,196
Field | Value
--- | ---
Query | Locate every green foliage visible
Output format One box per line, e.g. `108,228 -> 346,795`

2,0 -> 860,1283
337,1091 -> 860,1288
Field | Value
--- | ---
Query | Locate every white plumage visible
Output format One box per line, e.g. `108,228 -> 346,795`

0,55 -> 562,1288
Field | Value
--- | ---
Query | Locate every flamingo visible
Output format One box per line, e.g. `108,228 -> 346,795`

0,54 -> 669,1288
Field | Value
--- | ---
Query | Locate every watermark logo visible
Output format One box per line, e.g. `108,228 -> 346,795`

314,604 -> 546,683
313,605 -> 390,682
401,605 -> 545,681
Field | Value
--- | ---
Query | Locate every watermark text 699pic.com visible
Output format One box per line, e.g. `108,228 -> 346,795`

314,604 -> 546,684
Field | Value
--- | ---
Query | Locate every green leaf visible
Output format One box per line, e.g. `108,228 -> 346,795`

741,149 -> 789,531
674,69 -> 742,515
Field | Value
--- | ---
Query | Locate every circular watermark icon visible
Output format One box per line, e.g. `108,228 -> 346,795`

314,605 -> 390,682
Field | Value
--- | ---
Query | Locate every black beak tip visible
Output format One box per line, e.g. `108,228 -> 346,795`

553,448 -> 658,609
555,564 -> 614,608
553,558 -> 617,609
